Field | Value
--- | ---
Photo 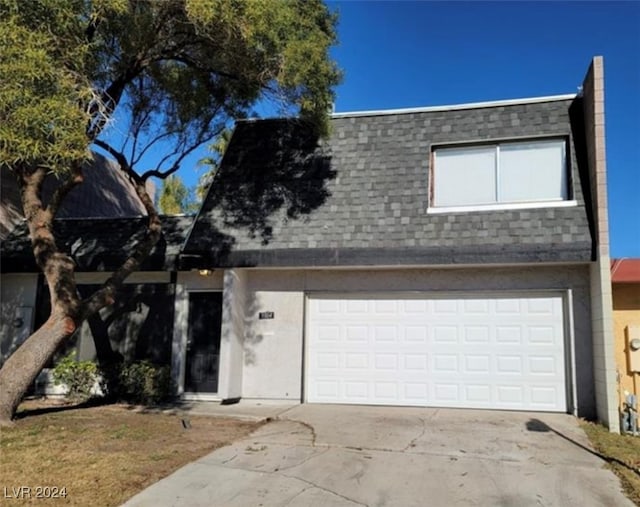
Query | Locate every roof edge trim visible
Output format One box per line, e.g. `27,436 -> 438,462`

330,94 -> 577,118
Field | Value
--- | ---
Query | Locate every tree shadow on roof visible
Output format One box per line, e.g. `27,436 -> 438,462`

194,119 -> 336,252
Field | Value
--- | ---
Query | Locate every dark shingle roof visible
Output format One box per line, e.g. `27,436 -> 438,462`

1,152 -> 150,240
1,216 -> 192,272
183,97 -> 594,267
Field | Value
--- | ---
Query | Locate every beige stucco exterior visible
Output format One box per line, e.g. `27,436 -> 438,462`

613,283 -> 640,407
169,265 -> 596,417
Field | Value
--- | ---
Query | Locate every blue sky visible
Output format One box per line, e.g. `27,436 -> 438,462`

172,1 -> 639,257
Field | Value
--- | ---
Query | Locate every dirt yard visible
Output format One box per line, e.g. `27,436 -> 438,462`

0,399 -> 261,506
582,421 -> 640,506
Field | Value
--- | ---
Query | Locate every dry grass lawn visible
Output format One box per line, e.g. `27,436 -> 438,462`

581,421 -> 640,506
0,399 -> 261,506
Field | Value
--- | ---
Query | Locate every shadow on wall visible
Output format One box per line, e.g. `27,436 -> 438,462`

191,119 -> 336,262
78,284 -> 175,365
613,284 -> 640,312
242,289 -> 262,367
569,97 -> 596,261
58,220 -> 170,272
32,282 -> 175,368
218,273 -> 263,367
182,121 -> 337,368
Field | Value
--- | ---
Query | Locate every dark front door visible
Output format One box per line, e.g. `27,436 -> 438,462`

185,292 -> 223,393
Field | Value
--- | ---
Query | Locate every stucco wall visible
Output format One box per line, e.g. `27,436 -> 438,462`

242,290 -> 304,400
0,273 -> 38,366
239,265 -> 595,417
219,270 -> 246,399
613,283 -> 640,406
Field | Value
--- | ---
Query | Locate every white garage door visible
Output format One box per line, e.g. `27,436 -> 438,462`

306,293 -> 567,412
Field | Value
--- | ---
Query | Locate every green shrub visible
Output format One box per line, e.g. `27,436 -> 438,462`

117,361 -> 173,405
51,352 -> 99,401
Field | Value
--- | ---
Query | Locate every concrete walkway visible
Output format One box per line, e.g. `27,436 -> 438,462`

160,399 -> 298,421
123,404 -> 634,507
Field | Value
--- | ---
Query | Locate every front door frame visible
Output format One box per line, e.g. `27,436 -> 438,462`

180,289 -> 223,401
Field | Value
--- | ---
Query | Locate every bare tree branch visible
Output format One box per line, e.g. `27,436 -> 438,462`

129,107 -> 154,163
86,64 -> 144,140
93,139 -> 142,186
140,123 -> 225,181
140,143 -> 201,181
132,129 -> 182,166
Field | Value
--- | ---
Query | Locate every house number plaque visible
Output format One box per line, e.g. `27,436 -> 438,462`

259,311 -> 275,320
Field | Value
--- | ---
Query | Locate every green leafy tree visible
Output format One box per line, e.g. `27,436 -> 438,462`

158,175 -> 195,215
0,0 -> 340,424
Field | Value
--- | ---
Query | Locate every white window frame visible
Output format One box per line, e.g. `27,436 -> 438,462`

428,138 -> 577,213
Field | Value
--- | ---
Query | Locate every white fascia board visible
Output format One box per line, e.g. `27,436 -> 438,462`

331,94 -> 577,119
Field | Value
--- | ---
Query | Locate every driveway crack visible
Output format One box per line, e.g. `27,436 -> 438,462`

206,461 -> 368,506
282,486 -> 311,506
403,416 -> 427,451
279,472 -> 369,507
278,418 -> 318,446
275,446 -> 331,472
221,453 -> 237,465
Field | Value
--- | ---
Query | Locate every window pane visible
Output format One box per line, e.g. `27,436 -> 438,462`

434,147 -> 496,206
499,140 -> 566,202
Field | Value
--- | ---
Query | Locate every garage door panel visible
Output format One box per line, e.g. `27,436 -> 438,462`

316,324 -> 340,342
433,354 -> 458,373
463,326 -> 491,343
404,300 -> 428,313
374,353 -> 398,370
433,325 -> 458,343
374,326 -> 398,342
464,355 -> 491,373
530,386 -> 561,407
306,294 -> 567,411
496,326 -> 523,344
404,353 -> 428,371
465,384 -> 491,403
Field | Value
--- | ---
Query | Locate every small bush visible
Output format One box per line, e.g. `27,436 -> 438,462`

52,352 -> 99,401
117,361 -> 173,405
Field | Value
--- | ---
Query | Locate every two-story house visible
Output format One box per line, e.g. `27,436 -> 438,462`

0,57 -> 618,430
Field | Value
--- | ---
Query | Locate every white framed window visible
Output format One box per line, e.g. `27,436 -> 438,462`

431,139 -> 571,211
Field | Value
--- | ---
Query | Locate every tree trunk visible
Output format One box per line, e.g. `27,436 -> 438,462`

0,165 -> 161,424
87,313 -> 123,365
0,166 -> 84,425
0,312 -> 76,426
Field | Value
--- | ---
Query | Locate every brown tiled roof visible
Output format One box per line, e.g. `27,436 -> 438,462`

611,258 -> 640,283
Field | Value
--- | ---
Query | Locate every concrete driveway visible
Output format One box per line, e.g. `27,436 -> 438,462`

123,404 -> 633,507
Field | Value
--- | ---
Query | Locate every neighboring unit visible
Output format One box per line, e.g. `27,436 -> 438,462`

0,57 -> 619,430
611,258 -> 640,411
0,152 -> 151,240
0,216 -> 188,389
